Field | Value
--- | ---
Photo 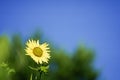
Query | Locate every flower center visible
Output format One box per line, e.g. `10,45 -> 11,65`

33,47 -> 43,57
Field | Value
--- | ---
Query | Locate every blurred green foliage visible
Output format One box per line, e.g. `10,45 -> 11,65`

0,36 -> 10,63
0,32 -> 99,80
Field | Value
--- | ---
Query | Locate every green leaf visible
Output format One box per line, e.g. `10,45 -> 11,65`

0,62 -> 8,67
29,66 -> 38,71
7,69 -> 15,75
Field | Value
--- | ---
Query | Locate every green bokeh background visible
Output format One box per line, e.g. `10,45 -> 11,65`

0,32 -> 99,80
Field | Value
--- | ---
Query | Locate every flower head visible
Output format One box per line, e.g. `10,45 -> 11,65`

25,39 -> 50,64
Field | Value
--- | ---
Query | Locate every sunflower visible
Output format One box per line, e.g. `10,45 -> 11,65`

25,39 -> 50,64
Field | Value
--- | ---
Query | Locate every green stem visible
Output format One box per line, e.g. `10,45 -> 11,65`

39,71 -> 42,80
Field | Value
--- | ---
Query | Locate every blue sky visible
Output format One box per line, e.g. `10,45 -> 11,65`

0,0 -> 120,80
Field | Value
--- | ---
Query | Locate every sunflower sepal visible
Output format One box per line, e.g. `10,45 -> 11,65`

40,65 -> 49,73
